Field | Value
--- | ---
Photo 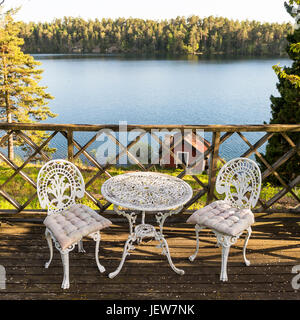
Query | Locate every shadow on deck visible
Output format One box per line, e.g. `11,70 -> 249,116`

1,212 -> 300,300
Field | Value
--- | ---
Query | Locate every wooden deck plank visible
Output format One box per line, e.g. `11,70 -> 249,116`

1,215 -> 300,300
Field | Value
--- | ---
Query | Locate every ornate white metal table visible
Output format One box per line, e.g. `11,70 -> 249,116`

101,171 -> 193,279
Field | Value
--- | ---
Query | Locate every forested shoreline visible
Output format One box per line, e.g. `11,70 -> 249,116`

18,15 -> 292,56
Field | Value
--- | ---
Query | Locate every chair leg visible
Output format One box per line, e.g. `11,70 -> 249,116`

78,240 -> 85,253
45,228 -> 53,269
189,224 -> 202,262
214,232 -> 238,282
92,232 -> 105,273
60,251 -> 70,289
243,227 -> 252,266
220,245 -> 230,282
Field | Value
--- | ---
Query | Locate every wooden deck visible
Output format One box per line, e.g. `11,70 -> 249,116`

1,212 -> 300,300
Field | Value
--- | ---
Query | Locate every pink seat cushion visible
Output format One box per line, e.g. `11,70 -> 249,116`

44,204 -> 112,250
186,200 -> 254,236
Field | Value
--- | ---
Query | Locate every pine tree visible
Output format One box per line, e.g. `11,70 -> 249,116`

0,8 -> 56,160
259,0 -> 300,184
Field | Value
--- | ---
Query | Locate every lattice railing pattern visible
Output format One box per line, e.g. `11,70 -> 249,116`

0,123 -> 299,214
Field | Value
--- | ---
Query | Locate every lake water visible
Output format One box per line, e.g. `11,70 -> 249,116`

33,54 -> 290,161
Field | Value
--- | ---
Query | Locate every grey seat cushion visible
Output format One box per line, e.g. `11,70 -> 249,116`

186,200 -> 254,236
44,204 -> 112,250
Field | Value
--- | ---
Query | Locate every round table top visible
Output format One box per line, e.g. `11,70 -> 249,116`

101,171 -> 193,211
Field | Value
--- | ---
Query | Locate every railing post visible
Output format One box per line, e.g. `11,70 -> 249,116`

207,131 -> 221,204
67,130 -> 74,162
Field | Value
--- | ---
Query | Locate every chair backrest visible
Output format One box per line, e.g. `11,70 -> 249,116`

37,159 -> 85,214
216,157 -> 261,209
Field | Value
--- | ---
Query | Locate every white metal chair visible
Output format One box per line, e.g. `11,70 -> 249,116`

37,159 -> 112,289
187,157 -> 261,281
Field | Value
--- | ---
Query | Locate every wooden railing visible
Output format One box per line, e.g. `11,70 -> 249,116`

0,122 -> 299,215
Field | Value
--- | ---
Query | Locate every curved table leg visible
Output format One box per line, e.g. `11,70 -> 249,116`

109,234 -> 136,279
156,232 -> 185,276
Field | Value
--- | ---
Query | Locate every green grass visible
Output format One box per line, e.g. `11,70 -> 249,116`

0,162 -> 298,211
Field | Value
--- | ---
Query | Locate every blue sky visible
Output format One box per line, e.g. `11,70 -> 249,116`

4,0 -> 294,23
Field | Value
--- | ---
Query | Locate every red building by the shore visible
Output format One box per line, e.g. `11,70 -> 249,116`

161,132 -> 211,173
